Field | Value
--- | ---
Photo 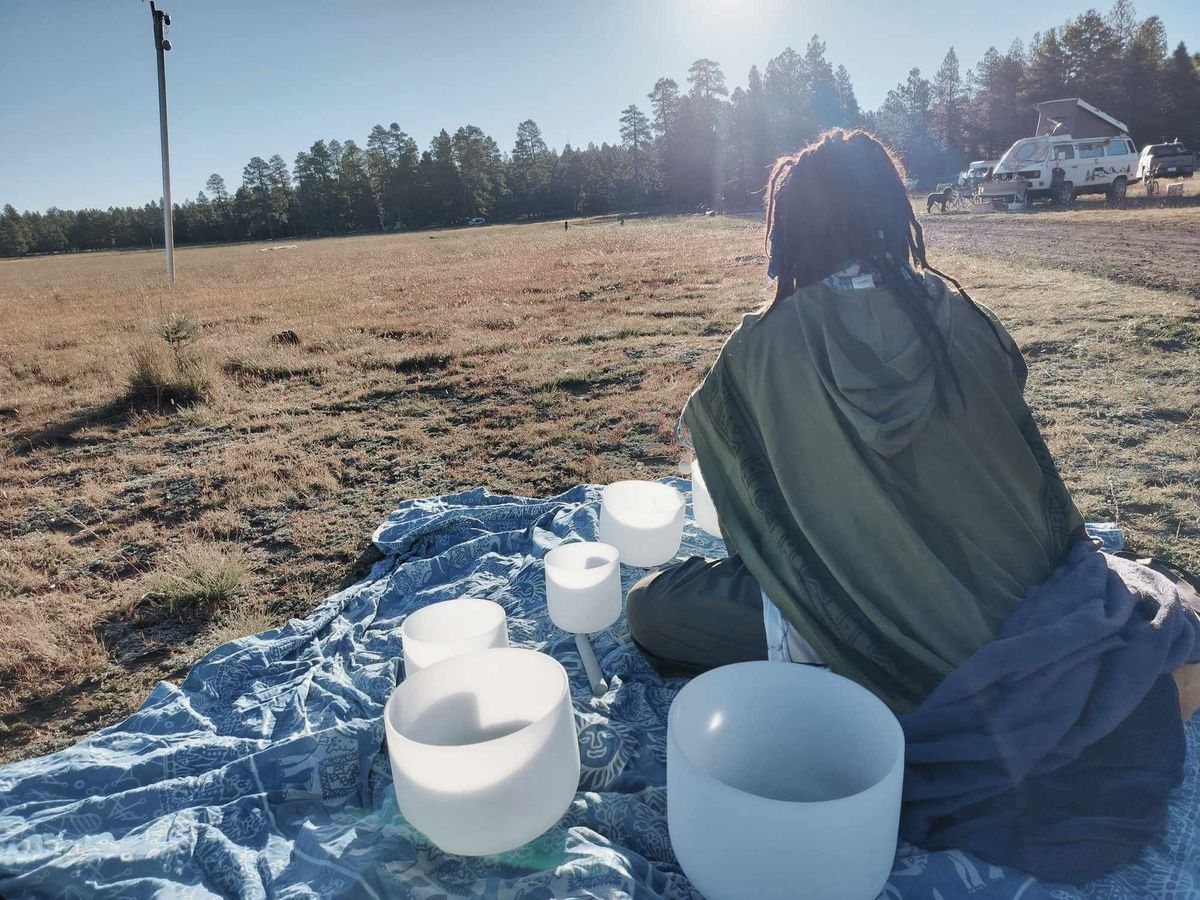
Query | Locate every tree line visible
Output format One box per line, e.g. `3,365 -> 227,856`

3,1 -> 1198,257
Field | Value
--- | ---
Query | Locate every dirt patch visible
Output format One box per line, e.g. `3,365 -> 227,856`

922,207 -> 1200,299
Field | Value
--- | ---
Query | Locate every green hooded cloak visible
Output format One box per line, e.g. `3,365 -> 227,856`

683,271 -> 1084,712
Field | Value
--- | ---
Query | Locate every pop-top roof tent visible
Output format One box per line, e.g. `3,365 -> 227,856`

1034,98 -> 1130,139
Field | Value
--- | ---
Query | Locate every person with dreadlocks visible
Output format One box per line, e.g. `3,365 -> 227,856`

628,128 -> 1081,706
626,129 -> 1200,883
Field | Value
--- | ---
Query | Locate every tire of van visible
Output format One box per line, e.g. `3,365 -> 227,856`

1107,176 -> 1127,205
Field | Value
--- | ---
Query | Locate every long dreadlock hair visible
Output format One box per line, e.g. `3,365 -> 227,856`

764,129 -> 1005,409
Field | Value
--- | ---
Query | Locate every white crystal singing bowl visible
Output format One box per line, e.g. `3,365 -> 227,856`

667,662 -> 905,900
690,459 -> 722,537
597,480 -> 686,568
400,598 -> 509,678
544,541 -> 622,635
385,647 -> 581,856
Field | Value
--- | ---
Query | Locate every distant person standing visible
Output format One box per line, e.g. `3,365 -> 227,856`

564,220 -> 569,231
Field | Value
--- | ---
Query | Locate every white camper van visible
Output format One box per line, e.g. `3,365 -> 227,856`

981,98 -> 1139,207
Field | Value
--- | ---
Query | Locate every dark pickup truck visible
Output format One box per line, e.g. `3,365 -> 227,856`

1136,141 -> 1196,179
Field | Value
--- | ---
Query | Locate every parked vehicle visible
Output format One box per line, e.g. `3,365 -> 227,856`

980,98 -> 1139,208
959,159 -> 999,191
1136,142 -> 1196,180
466,217 -> 487,226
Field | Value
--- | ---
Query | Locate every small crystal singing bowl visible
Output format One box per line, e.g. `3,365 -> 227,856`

384,647 -> 581,856
544,541 -> 621,635
400,598 -> 509,679
598,480 -> 686,568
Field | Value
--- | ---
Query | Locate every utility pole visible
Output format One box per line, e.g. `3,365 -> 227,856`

150,2 -> 174,281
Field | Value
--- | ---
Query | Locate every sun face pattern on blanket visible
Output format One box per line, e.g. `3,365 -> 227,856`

0,483 -> 1197,899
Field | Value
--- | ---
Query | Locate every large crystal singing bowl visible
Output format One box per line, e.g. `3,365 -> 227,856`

690,460 -> 722,537
597,480 -> 686,568
385,647 -> 581,856
400,597 -> 508,678
544,541 -> 622,635
667,662 -> 904,900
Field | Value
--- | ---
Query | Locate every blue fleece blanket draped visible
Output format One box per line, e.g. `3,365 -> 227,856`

900,540 -> 1200,882
1,483 -> 1199,899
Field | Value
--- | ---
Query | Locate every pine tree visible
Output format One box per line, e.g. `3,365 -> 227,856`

931,48 -> 965,165
203,174 -> 234,241
683,60 -> 730,207
0,204 -> 31,257
294,140 -> 339,234
1163,42 -> 1200,146
728,65 -> 772,202
764,47 -> 808,152
687,59 -> 728,103
1121,16 -> 1168,143
1105,0 -> 1138,45
427,130 -> 462,223
204,173 -> 228,202
876,68 -> 940,181
511,119 -> 552,217
971,45 -> 1027,158
1023,29 -> 1068,109
619,105 -> 651,205
268,154 -> 297,237
364,123 -> 419,229
1060,10 -> 1124,112
834,65 -> 860,125
241,156 -> 279,239
804,36 -> 840,132
452,125 -> 506,218
336,141 -> 376,231
648,78 -> 680,137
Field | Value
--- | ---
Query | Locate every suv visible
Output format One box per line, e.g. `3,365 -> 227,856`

1137,142 -> 1196,180
982,133 -> 1139,206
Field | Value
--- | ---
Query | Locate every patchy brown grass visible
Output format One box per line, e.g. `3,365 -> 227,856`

142,543 -> 251,618
1,210 -> 1198,762
127,343 -> 217,408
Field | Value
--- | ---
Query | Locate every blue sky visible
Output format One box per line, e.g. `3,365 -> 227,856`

2,0 -> 1198,212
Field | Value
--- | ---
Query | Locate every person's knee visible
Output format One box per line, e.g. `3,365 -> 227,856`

625,570 -> 664,648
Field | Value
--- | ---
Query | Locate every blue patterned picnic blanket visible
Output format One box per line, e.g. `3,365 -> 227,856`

0,483 -> 1197,899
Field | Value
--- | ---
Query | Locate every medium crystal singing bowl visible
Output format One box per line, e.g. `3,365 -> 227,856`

690,459 -> 722,537
400,597 -> 508,679
385,647 -> 581,856
667,662 -> 905,900
597,480 -> 686,568
544,541 -> 622,635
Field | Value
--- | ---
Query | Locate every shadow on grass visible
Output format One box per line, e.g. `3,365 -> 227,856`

8,397 -> 142,454
8,361 -> 213,455
6,394 -> 186,455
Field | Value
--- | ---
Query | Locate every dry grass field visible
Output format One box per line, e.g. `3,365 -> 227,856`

2,207 -> 1199,763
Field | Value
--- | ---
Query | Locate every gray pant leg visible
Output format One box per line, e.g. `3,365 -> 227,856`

626,555 -> 766,674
